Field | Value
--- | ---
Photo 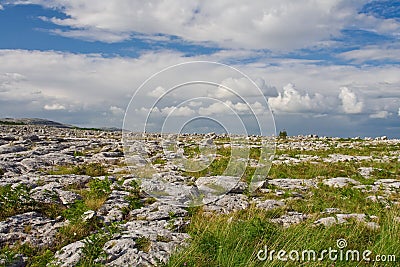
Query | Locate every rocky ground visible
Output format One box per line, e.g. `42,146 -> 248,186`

0,123 -> 399,266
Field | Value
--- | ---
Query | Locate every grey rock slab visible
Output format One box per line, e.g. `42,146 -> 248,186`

0,144 -> 28,154
0,212 -> 65,248
203,194 -> 249,214
271,212 -> 308,227
322,208 -> 341,214
82,210 -> 96,222
336,213 -> 366,224
53,241 -> 84,267
314,217 -> 337,227
267,178 -> 317,191
374,179 -> 400,189
229,181 -> 248,194
358,167 -> 374,178
56,189 -> 82,205
103,238 -> 137,262
366,222 -> 380,231
103,219 -> 190,266
254,199 -> 285,211
196,175 -> 240,202
322,177 -> 360,188
129,202 -> 188,221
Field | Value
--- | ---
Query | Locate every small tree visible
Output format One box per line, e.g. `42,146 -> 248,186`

278,130 -> 287,139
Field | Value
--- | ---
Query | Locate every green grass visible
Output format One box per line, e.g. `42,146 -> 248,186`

167,140 -> 400,266
0,185 -> 64,221
47,163 -> 108,177
0,120 -> 26,125
285,184 -> 392,215
167,207 -> 400,267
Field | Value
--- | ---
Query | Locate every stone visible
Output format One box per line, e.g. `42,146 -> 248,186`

56,189 -> 82,205
358,167 -> 374,178
53,241 -> 85,267
203,194 -> 249,214
0,144 -> 27,154
271,212 -> 308,227
314,217 -> 337,227
322,208 -> 341,214
322,177 -> 360,188
374,179 -> 400,189
336,213 -> 366,224
254,199 -> 285,210
103,238 -> 137,262
129,202 -> 188,221
366,222 -> 380,231
267,178 -> 317,191
0,212 -> 65,248
82,210 -> 96,222
196,176 -> 240,201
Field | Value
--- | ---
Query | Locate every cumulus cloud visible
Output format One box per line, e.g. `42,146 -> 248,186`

398,108 -> 400,117
161,106 -> 195,117
109,106 -> 124,115
10,0 -> 383,50
339,87 -> 363,114
43,103 -> 66,110
147,86 -> 166,98
339,45 -> 400,63
369,110 -> 390,119
207,77 -> 276,104
268,83 -> 331,114
1,48 -> 400,136
198,100 -> 265,116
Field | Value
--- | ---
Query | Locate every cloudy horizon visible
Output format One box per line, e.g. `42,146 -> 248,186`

0,1 -> 399,138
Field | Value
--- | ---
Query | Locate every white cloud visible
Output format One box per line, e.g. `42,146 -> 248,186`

50,28 -> 131,43
109,106 -> 124,115
147,86 -> 166,98
369,110 -> 390,119
339,46 -> 400,63
268,83 -> 331,114
161,106 -> 195,117
339,87 -> 363,114
12,0 -> 383,50
199,102 -> 232,116
43,103 -> 66,110
198,100 -> 265,116
188,101 -> 202,107
398,108 -> 400,117
0,4 -> 3,10
1,48 -> 400,136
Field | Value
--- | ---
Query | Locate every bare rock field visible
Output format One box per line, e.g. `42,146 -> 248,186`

0,123 -> 399,266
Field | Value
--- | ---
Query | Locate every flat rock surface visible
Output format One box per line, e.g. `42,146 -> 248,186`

0,124 -> 399,266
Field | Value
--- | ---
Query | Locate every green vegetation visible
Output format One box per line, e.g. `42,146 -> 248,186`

0,185 -> 64,221
278,130 -> 288,139
167,139 -> 400,266
0,184 -> 35,220
136,236 -> 151,252
47,163 -> 108,177
0,244 -> 57,267
167,206 -> 399,266
0,120 -> 26,125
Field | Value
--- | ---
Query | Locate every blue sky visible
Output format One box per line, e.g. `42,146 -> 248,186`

0,0 -> 399,137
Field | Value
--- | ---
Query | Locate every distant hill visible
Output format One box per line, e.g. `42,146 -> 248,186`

0,118 -> 121,131
0,118 -> 73,128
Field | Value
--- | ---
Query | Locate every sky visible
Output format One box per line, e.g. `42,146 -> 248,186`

0,0 -> 399,137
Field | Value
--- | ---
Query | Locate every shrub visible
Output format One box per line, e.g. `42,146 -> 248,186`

48,163 -> 108,177
62,200 -> 89,223
0,184 -> 36,220
88,177 -> 112,198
